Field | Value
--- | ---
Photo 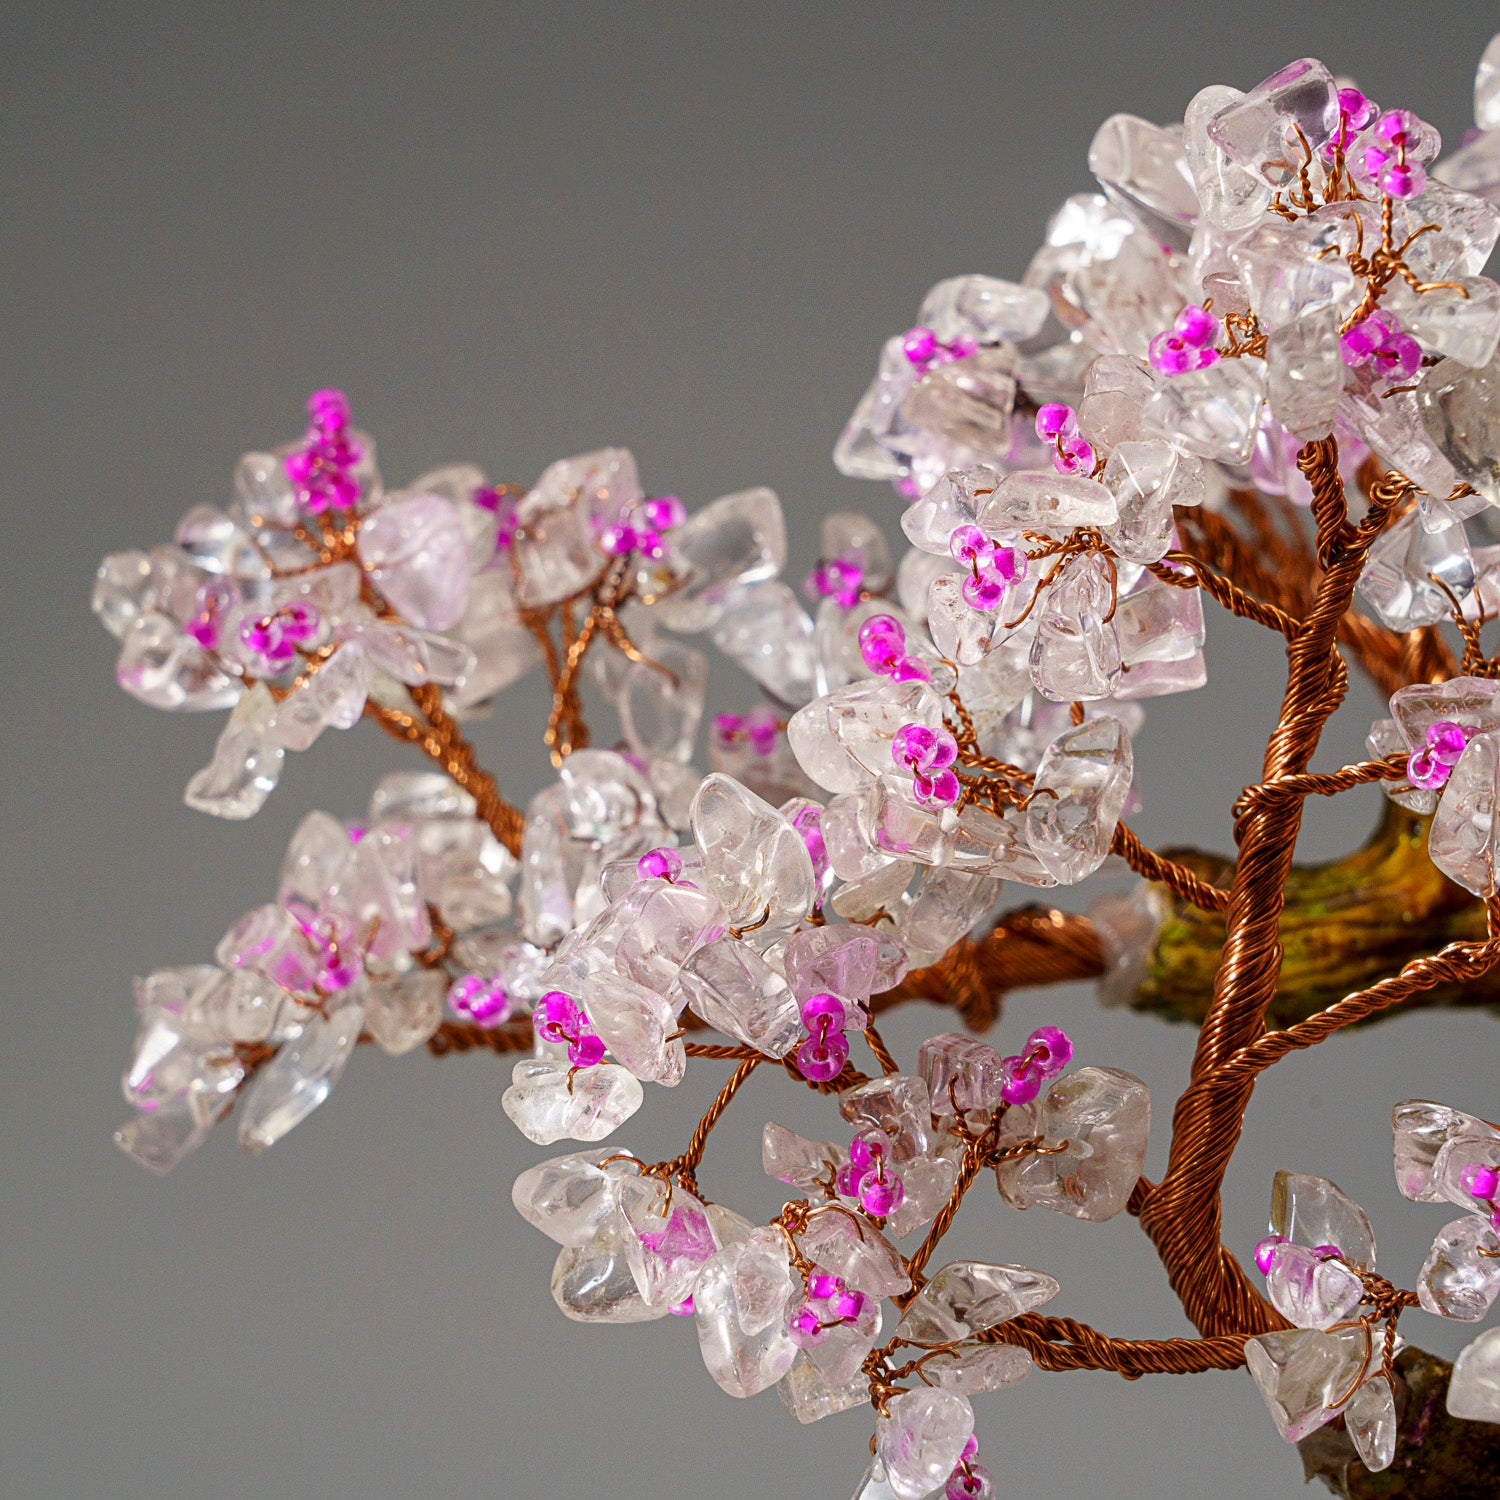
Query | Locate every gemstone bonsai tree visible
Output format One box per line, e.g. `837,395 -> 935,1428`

94,39 -> 1500,1500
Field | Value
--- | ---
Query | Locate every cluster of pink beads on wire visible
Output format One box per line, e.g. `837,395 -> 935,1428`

448,972 -> 512,1028
713,707 -> 780,758
805,557 -> 864,608
534,991 -> 605,1067
858,615 -> 931,683
892,724 -> 961,809
945,1436 -> 995,1500
998,1025 -> 1074,1106
238,601 -> 321,671
1147,305 -> 1220,376
287,906 -> 364,994
284,388 -> 364,513
787,1267 -> 869,1348
600,494 -> 687,559
837,1129 -> 905,1216
949,525 -> 1026,611
1321,85 -> 1378,163
1340,310 -> 1423,380
1362,107 -> 1436,199
1406,720 -> 1473,791
1034,402 -> 1096,476
796,992 -> 852,1083
901,325 -> 978,374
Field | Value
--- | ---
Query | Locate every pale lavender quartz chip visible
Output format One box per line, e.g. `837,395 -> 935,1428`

917,1031 -> 1009,1114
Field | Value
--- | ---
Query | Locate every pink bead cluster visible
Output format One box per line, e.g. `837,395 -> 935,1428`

287,906 -> 364,994
1362,107 -> 1437,200
858,615 -> 931,683
600,494 -> 687,559
283,388 -> 364,514
804,557 -> 864,608
1459,1163 -> 1500,1231
1147,305 -> 1220,376
945,1436 -> 995,1500
448,972 -> 512,1028
713,707 -> 780,757
998,1025 -> 1074,1106
473,485 -> 522,555
836,1129 -> 905,1216
949,524 -> 1026,611
534,991 -> 606,1068
796,992 -> 852,1083
1034,401 -> 1097,475
237,602 -> 321,670
891,724 -> 961,809
1339,310 -> 1423,380
901,325 -> 978,374
1321,85 -> 1378,163
1406,719 -> 1473,791
786,1267 -> 869,1348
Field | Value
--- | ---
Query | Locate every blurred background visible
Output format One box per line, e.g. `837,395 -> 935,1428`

4,2 -> 1499,1494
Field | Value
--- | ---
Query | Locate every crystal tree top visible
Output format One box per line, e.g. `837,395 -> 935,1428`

93,38 -> 1500,1498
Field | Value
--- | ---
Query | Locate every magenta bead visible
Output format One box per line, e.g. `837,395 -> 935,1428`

1034,402 -> 1075,439
1312,1243 -> 1343,1261
1148,332 -> 1194,376
567,1032 -> 606,1069
1429,722 -> 1471,765
787,1302 -> 828,1348
534,991 -> 581,1042
669,1295 -> 695,1316
1254,1234 -> 1287,1275
796,1032 -> 850,1082
859,1171 -> 903,1217
859,614 -> 906,673
949,525 -> 988,565
829,1286 -> 865,1321
807,1269 -> 841,1300
1407,746 -> 1450,792
1338,87 -> 1375,130
800,992 -> 848,1033
638,846 -> 683,882
902,326 -> 939,367
1462,1163 -> 1500,1201
642,495 -> 686,530
999,1057 -> 1041,1107
1173,304 -> 1217,348
946,1463 -> 995,1500
888,655 -> 932,683
1025,1024 -> 1073,1080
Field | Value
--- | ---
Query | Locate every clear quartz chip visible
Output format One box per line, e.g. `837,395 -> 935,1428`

918,1032 -> 1008,1114
1345,1374 -> 1397,1472
875,1389 -> 975,1500
1357,512 -> 1474,632
1393,1099 -> 1500,1201
500,1058 -> 644,1144
1245,1324 -> 1370,1441
1270,1170 -> 1376,1270
693,1242 -> 799,1397
1449,1326 -> 1500,1421
896,1261 -> 1060,1344
1029,555 -> 1122,702
1141,357 -> 1267,464
690,774 -> 817,928
1418,1215 -> 1500,1320
1429,728 -> 1500,896
1023,715 -> 1133,884
1207,59 -> 1340,188
237,1001 -> 364,1153
652,488 -> 787,631
356,494 -> 471,631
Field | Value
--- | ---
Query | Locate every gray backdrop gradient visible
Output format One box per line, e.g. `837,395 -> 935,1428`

5,3 -> 1499,1495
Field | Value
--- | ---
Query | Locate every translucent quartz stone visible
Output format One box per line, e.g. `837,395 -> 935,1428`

93,549 -> 155,638
362,970 -> 445,1055
1400,180 -> 1500,283
266,642 -> 372,751
1418,350 -> 1500,504
925,573 -> 1000,666
1339,366 -> 1458,504
114,1105 -> 210,1175
849,1459 -> 902,1500
1088,113 -> 1199,250
1184,84 -> 1272,231
807,1293 -> 883,1387
897,1262 -> 1059,1344
858,774 -> 955,867
788,677 -> 946,795
1078,354 -> 1160,451
587,879 -> 722,995
116,612 -> 242,712
882,1154 -> 961,1240
1357,513 -> 1474,631
947,802 -> 1057,886
185,681 -> 284,819
1207,58 -> 1339,188
799,1210 -> 910,1299
1245,1325 -> 1369,1441
1024,715 -> 1132,884
925,1342 -> 1035,1395
897,549 -> 957,624
902,866 -> 993,963
277,809 -> 352,907
335,619 -> 474,687
819,794 -> 892,882
1113,579 -> 1205,669
1068,226 -> 1182,364
675,935 -> 802,1057
177,966 -> 296,1044
500,1058 -> 644,1144
974,469 -> 1117,532
1387,278 -> 1500,371
580,972 -> 684,1085
919,275 -> 1049,346
1029,554 -> 1122,702
762,1120 -> 847,1190
875,1388 -> 975,1500
1268,309 -> 1343,440
835,335 -> 916,483
902,344 -> 1019,456
265,559 -> 361,619
1436,128 -> 1500,198
174,503 -> 271,580
1227,224 -> 1356,332
1264,1241 -> 1364,1330
1271,1171 -> 1376,1270
783,926 -> 883,1008
237,1001 -> 364,1153
1393,1099 -> 1500,1201
511,1148 -> 631,1246
618,640 -> 707,764
1477,34 -> 1500,130
1101,442 -> 1201,565
1418,1215 -> 1500,1320
1141,357 -> 1266,464
1392,676 -> 1500,749
779,1356 -> 869,1425
510,449 -> 635,609
710,581 -> 817,705
995,1066 -> 1150,1221
692,1242 -> 799,1398
1448,1326 -> 1500,1420
445,571 -> 542,709
551,1218 -> 669,1324
617,1175 -> 720,1308
690,774 -> 816,927
1345,1374 -> 1397,1472
556,748 -> 660,843
830,860 -> 917,921
838,1077 -> 929,1166
1429,728 -> 1500,896
354,494 -> 470,631
820,509 -> 892,593
732,1227 -> 796,1336
918,1032 -> 1008,1114
325,822 -> 431,962
649,487 -> 787,632
216,902 -> 320,992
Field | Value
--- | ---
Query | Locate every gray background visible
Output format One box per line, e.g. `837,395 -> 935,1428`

5,2 -> 1499,1495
